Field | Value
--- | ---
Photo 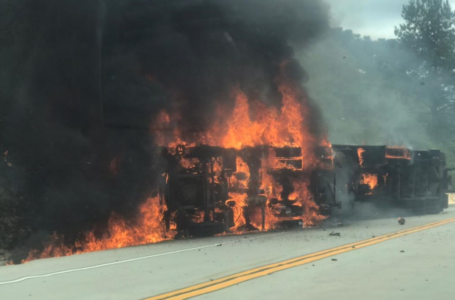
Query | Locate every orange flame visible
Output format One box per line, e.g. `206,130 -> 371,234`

22,196 -> 171,263
250,207 -> 281,231
179,157 -> 199,169
291,182 -> 327,226
226,193 -> 247,229
357,147 -> 365,168
232,156 -> 250,189
360,173 -> 378,192
20,70 -> 331,264
154,80 -> 320,160
386,146 -> 411,160
152,78 -> 327,227
214,87 -> 314,151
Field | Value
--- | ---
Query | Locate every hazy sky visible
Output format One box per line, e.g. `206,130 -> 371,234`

326,0 -> 455,39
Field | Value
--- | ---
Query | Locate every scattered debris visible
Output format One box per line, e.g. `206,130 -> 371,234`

398,217 -> 406,225
329,231 -> 341,237
400,250 -> 405,253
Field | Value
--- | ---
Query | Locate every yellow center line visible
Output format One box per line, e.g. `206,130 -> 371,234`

144,217 -> 455,300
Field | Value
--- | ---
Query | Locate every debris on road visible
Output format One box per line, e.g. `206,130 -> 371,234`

331,259 -> 337,261
398,217 -> 406,225
400,250 -> 405,253
329,231 -> 341,237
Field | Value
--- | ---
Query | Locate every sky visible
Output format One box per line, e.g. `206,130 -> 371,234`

325,0 -> 455,39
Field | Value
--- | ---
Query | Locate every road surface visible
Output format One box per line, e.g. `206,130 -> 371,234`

1,207 -> 455,300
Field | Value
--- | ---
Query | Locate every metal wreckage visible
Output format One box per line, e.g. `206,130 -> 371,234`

158,144 -> 451,237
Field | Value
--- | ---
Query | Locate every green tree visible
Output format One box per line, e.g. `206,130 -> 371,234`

395,0 -> 455,141
395,0 -> 455,69
300,27 -> 455,164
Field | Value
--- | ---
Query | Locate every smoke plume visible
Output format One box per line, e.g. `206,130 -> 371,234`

1,0 -> 330,251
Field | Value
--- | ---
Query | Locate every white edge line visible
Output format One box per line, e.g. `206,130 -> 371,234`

0,232 -> 280,285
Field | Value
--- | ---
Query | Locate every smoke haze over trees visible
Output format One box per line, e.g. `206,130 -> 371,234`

302,0 -> 455,164
395,0 -> 455,145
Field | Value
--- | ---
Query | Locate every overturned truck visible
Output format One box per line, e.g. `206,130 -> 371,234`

159,144 -> 451,237
334,145 -> 450,213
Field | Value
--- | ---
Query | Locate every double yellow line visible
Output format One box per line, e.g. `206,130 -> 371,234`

144,217 -> 455,300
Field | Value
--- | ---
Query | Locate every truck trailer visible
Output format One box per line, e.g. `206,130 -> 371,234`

159,144 -> 451,237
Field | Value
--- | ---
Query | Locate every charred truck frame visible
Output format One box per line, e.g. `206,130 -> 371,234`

333,145 -> 450,213
159,144 -> 451,237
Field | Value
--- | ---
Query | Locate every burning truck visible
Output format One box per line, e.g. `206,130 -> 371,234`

333,145 -> 450,214
151,78 -> 338,238
13,0 -> 451,263
159,144 -> 336,237
17,74 -> 453,263
150,72 -> 451,238
157,143 -> 451,238
19,142 -> 451,263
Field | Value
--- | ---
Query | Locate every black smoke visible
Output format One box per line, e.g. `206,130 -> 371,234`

0,0 -> 329,252
104,0 -> 329,133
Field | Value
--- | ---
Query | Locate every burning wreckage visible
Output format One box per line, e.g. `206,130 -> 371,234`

8,0 -> 453,265
337,145 -> 450,213
150,71 -> 451,238
17,73 -> 453,263
18,142 -> 452,263
158,143 -> 450,237
17,86 -> 453,264
160,144 -> 334,237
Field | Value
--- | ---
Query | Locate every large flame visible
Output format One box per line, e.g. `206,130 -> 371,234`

19,73 -> 329,264
153,77 -> 328,231
216,86 -> 314,151
155,79 -> 320,158
22,196 -> 171,263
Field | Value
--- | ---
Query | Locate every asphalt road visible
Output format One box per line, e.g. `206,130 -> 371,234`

1,207 -> 455,300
